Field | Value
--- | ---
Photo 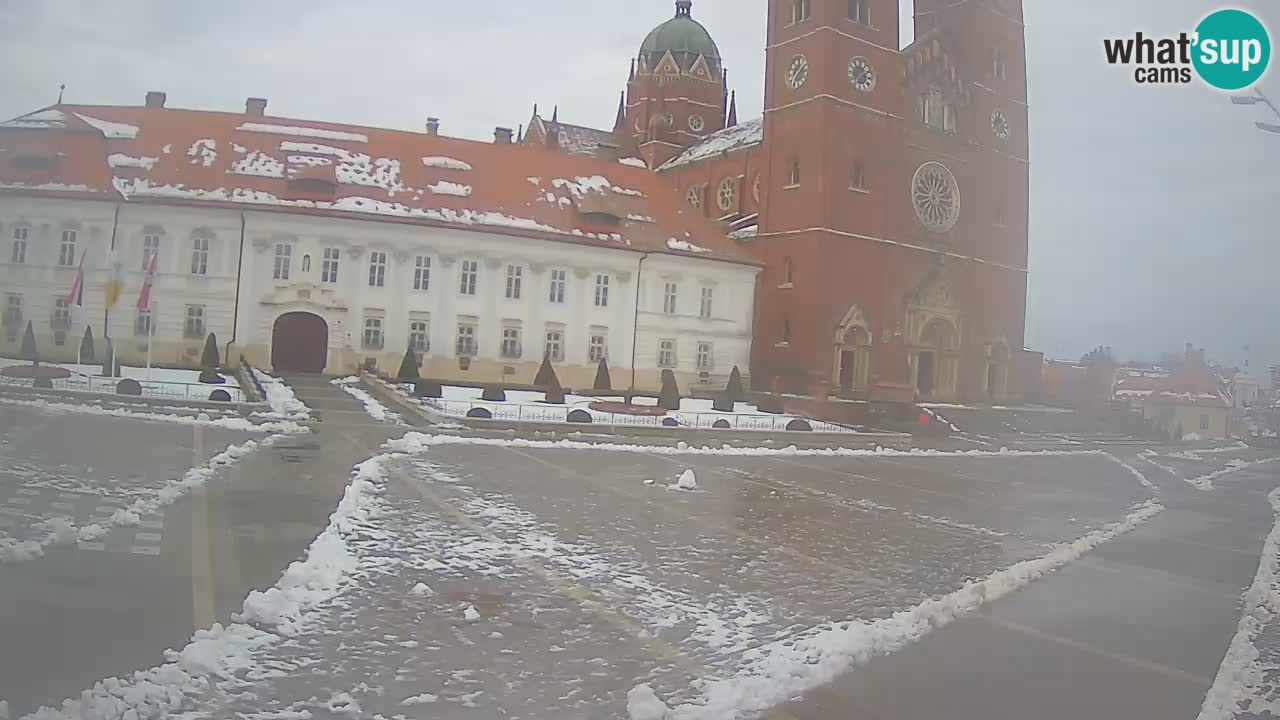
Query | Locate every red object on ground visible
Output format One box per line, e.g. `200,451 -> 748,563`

918,413 -> 931,426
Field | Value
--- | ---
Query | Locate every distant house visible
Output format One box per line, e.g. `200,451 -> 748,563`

1143,346 -> 1233,441
1112,367 -> 1170,410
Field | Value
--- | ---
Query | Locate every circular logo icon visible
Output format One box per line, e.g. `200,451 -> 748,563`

1192,9 -> 1271,90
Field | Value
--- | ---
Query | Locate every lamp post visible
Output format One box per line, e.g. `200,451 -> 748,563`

1231,88 -> 1280,133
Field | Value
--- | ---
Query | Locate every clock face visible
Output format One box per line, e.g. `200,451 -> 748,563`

992,110 -> 1010,140
848,57 -> 876,92
689,114 -> 705,132
785,55 -> 809,89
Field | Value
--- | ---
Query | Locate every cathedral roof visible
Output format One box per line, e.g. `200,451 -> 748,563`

639,1 -> 721,73
657,117 -> 762,171
0,103 -> 754,265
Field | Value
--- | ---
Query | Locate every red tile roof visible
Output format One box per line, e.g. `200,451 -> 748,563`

1146,360 -> 1231,408
0,104 -> 755,265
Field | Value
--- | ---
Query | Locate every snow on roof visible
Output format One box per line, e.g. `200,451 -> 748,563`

422,156 -> 472,171
0,108 -> 71,129
75,113 -> 139,139
107,153 -> 158,170
659,117 -> 764,171
236,122 -> 369,143
728,224 -> 758,240
620,157 -> 648,168
3,103 -> 753,264
529,115 -> 616,157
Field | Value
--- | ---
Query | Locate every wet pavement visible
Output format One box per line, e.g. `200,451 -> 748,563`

0,382 -> 1279,720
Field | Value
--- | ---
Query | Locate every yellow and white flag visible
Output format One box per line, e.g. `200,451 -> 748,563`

104,250 -> 126,308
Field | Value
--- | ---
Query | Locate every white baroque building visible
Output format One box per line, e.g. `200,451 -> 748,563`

0,98 -> 759,390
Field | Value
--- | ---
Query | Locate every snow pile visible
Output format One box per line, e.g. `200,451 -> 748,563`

463,604 -> 481,622
667,238 -> 712,254
235,453 -> 388,635
332,378 -> 402,424
401,693 -> 439,706
0,396 -> 298,433
627,685 -> 670,720
1185,458 -> 1278,492
427,180 -> 472,197
388,432 -> 1104,460
422,156 -> 472,171
1197,486 -> 1280,720
650,499 -> 1164,719
230,151 -> 285,178
410,582 -> 434,597
107,153 -> 157,170
254,369 -> 311,422
238,122 -> 369,143
75,113 -> 139,139
675,469 -> 698,490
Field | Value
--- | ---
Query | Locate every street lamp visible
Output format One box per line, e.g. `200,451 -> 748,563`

1231,87 -> 1280,133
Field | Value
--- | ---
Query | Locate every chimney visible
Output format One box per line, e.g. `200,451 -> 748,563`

246,97 -> 268,116
493,127 -> 514,144
425,117 -> 440,135
595,142 -> 620,162
145,91 -> 167,109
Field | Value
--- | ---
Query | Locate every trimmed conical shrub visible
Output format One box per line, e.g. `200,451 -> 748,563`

19,321 -> 37,364
199,333 -> 226,384
397,346 -> 420,382
79,326 -> 95,364
534,353 -> 558,388
725,366 -> 745,401
658,369 -> 681,411
593,357 -> 612,392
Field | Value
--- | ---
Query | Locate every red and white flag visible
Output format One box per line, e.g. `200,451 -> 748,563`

137,252 -> 157,310
65,251 -> 86,308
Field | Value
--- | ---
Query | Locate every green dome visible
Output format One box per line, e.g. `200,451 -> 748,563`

639,1 -> 721,73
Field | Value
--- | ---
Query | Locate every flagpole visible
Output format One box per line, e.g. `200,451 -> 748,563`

146,305 -> 154,381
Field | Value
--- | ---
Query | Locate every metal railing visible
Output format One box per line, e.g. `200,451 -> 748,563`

0,372 -> 245,403
418,396 -> 855,433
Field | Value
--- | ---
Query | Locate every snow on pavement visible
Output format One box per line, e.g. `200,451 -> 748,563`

1198,486 -> 1280,720
331,377 -> 402,424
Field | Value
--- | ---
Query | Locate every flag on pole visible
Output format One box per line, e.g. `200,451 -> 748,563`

65,251 -> 86,307
137,253 -> 157,310
104,249 -> 126,308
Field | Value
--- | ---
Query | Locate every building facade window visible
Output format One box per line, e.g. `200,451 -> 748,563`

500,325 -> 522,359
51,297 -> 71,330
273,243 -> 292,280
696,341 -> 713,372
58,229 -> 77,267
993,47 -> 1007,81
414,255 -> 431,291
409,319 -> 430,353
791,0 -> 811,24
787,159 -> 801,187
849,0 -> 871,24
190,235 -> 209,275
505,265 -> 523,300
549,269 -> 567,304
784,257 -> 794,285
850,161 -> 866,190
10,226 -> 27,264
589,333 -> 608,363
455,322 -> 477,356
135,306 -> 153,337
301,254 -> 311,273
184,305 -> 206,338
2,292 -> 20,330
321,248 -> 340,283
545,328 -> 565,362
142,234 -> 160,271
700,287 -> 714,319
1200,414 -> 1211,431
594,274 -> 610,307
459,260 -> 478,296
782,316 -> 792,343
663,282 -> 678,314
659,339 -> 677,368
363,318 -> 384,349
368,251 -> 387,287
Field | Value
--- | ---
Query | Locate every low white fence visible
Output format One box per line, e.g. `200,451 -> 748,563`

0,373 -> 245,403
421,397 -> 855,433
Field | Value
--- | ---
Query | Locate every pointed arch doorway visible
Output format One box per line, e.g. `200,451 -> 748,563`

271,312 -> 329,373
833,305 -> 872,394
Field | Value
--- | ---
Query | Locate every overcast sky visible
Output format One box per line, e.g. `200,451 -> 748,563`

2,0 -> 1276,378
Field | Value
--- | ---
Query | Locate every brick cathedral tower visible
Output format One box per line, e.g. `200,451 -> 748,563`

623,0 -> 730,169
745,0 -> 1028,401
